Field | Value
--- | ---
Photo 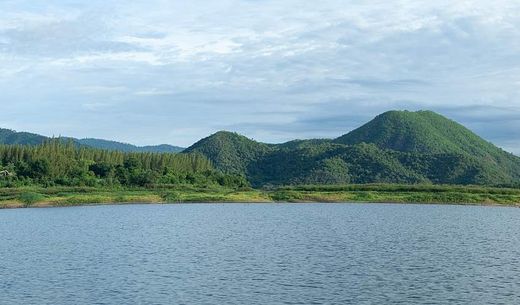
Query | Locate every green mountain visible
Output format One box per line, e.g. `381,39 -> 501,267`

77,139 -> 184,153
0,128 -> 184,153
335,110 -> 507,157
3,110 -> 520,187
185,111 -> 520,187
334,110 -> 520,181
184,131 -> 274,175
0,129 -> 47,146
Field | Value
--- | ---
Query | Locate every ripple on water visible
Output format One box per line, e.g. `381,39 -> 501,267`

1,203 -> 520,305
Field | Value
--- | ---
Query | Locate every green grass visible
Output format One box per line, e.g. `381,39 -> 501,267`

0,185 -> 271,208
0,184 -> 519,209
17,192 -> 47,207
270,184 -> 520,205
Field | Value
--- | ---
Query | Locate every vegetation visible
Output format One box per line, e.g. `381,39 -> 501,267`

271,184 -> 520,205
0,140 -> 248,189
1,184 -> 519,208
335,110 -> 520,179
184,131 -> 274,175
0,185 -> 269,208
0,128 -> 47,146
77,138 -> 184,153
184,111 -> 520,187
1,110 -> 520,208
0,128 -> 184,153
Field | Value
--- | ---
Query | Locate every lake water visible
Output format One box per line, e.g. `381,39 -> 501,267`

1,203 -> 520,305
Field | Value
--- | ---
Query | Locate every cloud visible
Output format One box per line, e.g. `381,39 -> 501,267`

81,102 -> 114,111
0,0 -> 519,151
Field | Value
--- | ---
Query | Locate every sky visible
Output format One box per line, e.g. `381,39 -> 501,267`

0,0 -> 519,152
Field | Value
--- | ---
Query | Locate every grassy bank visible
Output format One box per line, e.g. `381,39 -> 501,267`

0,185 -> 271,209
271,184 -> 520,206
1,184 -> 520,209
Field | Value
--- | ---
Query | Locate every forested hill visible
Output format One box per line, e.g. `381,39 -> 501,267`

77,139 -> 184,153
2,110 -> 520,188
0,129 -> 47,146
0,128 -> 184,153
185,111 -> 520,187
183,131 -> 274,174
335,110 -> 506,157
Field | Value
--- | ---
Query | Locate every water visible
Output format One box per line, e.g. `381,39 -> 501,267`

1,203 -> 520,305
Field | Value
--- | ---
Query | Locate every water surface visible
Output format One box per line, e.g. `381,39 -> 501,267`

1,203 -> 520,304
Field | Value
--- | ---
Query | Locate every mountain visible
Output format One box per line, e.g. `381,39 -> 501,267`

3,110 -> 520,187
185,111 -> 520,187
0,128 -> 184,153
77,139 -> 184,153
335,110 -> 507,157
0,129 -> 48,146
334,110 -> 520,180
184,131 -> 274,174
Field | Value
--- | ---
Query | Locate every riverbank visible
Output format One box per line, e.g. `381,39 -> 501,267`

1,184 -> 520,209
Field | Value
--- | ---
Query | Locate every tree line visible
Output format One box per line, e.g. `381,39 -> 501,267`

0,140 -> 249,188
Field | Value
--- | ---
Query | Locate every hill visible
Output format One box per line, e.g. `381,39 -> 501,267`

0,128 -> 184,153
334,110 -> 520,180
77,139 -> 184,153
335,110 -> 509,156
0,128 -> 47,146
248,142 -> 513,186
185,111 -> 520,187
184,131 -> 274,175
3,110 -> 520,188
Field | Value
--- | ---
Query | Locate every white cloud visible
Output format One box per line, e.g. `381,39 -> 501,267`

82,102 -> 112,111
75,86 -> 128,94
0,0 -> 519,148
134,89 -> 176,96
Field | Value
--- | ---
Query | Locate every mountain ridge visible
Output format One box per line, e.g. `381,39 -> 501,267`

77,138 -> 184,153
184,110 -> 520,187
0,128 -> 184,153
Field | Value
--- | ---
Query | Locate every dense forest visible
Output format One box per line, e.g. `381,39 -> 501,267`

0,140 -> 248,188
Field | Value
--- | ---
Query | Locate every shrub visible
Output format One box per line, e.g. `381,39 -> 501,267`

18,192 -> 46,206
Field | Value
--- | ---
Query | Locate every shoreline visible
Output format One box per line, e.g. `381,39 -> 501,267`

1,197 -> 519,210
1,184 -> 520,210
1,200 -> 518,210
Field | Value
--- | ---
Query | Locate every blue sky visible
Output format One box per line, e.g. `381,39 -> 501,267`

0,0 -> 519,152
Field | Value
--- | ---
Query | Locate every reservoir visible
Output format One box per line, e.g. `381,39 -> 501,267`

1,203 -> 519,304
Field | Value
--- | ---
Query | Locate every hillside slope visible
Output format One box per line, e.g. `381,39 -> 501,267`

248,143 -> 512,187
0,129 -> 47,146
334,110 -> 520,180
335,110 -> 510,157
184,131 -> 274,175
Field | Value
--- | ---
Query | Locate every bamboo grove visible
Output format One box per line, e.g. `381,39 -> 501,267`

0,140 -> 249,188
